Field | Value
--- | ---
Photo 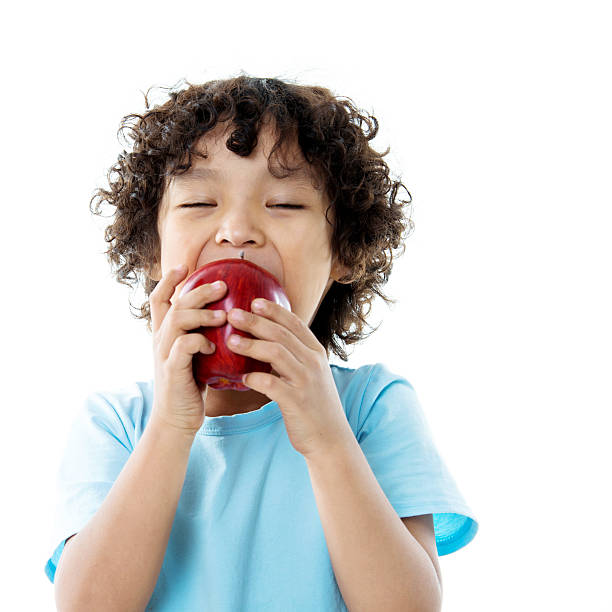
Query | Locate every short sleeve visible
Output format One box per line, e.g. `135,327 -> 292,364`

44,390 -> 138,583
356,364 -> 478,556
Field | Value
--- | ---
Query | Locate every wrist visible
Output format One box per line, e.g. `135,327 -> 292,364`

147,413 -> 198,448
302,424 -> 358,467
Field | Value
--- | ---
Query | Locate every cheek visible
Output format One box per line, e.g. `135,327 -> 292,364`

283,267 -> 330,326
161,225 -> 206,265
277,230 -> 333,320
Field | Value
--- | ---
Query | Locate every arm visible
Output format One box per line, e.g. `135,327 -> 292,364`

54,416 -> 195,612
305,433 -> 443,612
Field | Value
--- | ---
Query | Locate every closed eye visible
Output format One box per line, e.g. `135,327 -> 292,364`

179,203 -> 304,209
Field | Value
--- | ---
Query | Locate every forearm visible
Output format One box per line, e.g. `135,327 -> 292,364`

305,433 -> 442,612
54,414 -> 195,612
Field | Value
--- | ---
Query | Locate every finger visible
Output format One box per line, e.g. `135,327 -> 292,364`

158,307 -> 226,361
168,332 -> 214,373
227,335 -> 301,381
251,299 -> 323,353
228,308 -> 307,365
150,264 -> 189,333
176,279 -> 227,311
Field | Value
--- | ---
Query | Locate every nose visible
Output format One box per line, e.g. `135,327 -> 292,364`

214,202 -> 265,248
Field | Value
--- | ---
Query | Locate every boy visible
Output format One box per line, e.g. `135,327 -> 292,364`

45,75 -> 478,611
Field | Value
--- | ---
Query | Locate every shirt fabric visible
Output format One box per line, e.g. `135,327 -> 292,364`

45,362 -> 479,610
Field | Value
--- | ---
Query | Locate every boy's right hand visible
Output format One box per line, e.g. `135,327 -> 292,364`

149,264 -> 227,437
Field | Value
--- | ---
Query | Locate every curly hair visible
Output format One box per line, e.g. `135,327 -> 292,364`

90,73 -> 414,362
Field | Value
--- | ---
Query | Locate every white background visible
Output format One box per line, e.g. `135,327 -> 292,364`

2,0 -> 611,610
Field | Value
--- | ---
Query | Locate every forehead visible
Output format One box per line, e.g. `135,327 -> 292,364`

172,121 -> 319,186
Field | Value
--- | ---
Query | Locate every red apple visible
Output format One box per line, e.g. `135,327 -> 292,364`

178,257 -> 291,391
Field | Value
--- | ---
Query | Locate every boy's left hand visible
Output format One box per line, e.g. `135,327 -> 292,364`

226,299 -> 355,459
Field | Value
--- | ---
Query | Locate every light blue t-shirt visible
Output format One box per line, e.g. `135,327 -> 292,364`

45,362 -> 478,610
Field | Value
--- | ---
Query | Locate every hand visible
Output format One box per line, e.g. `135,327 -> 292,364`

226,299 -> 355,458
150,265 -> 228,437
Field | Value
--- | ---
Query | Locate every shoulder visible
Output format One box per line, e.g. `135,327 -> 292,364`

73,378 -> 154,448
331,362 -> 415,398
330,361 -> 413,399
329,362 -> 418,440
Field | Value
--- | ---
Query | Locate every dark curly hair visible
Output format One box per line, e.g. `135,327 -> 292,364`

90,73 -> 414,361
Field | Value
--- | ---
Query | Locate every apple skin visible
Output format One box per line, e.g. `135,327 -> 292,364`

178,258 -> 291,391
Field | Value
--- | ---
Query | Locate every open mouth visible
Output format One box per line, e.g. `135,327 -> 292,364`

216,250 -> 284,287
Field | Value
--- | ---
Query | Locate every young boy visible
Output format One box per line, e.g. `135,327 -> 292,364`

45,75 -> 478,611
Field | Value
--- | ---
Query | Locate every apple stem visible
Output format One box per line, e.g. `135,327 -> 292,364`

240,250 -> 245,259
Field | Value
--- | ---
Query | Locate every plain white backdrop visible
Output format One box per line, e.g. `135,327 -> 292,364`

2,0 -> 610,609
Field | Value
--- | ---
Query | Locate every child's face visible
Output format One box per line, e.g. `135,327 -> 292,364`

152,120 -> 349,328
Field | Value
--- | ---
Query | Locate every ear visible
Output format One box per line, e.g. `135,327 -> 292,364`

331,256 -> 353,284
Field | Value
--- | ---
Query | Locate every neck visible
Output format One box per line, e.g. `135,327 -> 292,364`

203,372 -> 276,417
